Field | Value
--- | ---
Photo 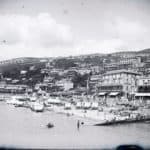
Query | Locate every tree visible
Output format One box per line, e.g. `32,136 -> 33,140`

72,73 -> 90,88
54,58 -> 77,69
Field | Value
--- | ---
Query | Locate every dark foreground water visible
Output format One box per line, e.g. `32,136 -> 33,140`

0,102 -> 150,149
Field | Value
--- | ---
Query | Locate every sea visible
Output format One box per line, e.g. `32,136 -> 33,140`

0,101 -> 150,149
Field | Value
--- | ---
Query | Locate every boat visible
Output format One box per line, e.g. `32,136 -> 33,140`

46,97 -> 62,105
29,96 -> 37,102
15,95 -> 29,107
98,107 -> 103,112
6,99 -> 16,105
46,122 -> 54,128
0,95 -> 5,101
91,102 -> 99,110
14,100 -> 24,107
44,101 -> 52,107
129,106 -> 138,111
83,102 -> 91,109
64,103 -> 71,110
145,120 -> 150,124
30,102 -> 44,112
6,96 -> 23,106
76,102 -> 82,109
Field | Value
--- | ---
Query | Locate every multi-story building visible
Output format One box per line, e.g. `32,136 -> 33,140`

137,77 -> 150,87
111,51 -> 137,58
119,57 -> 141,66
98,69 -> 141,98
136,77 -> 150,94
134,76 -> 150,105
104,57 -> 142,72
89,75 -> 102,93
104,63 -> 118,72
90,66 -> 104,74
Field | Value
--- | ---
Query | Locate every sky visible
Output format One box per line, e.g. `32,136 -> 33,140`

0,0 -> 150,60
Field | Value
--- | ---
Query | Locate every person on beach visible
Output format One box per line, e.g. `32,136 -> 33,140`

77,120 -> 80,130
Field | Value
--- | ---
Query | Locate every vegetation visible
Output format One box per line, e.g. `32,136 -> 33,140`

72,73 -> 91,88
54,58 -> 77,69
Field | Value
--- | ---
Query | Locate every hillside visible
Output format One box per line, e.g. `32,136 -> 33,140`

0,57 -> 51,73
137,48 -> 150,53
0,48 -> 150,73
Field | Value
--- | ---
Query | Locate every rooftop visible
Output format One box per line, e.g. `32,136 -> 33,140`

103,69 -> 141,76
98,83 -> 123,86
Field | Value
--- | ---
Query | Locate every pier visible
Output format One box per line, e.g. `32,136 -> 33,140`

94,117 -> 150,126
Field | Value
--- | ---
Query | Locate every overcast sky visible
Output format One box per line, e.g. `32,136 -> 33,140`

0,0 -> 150,60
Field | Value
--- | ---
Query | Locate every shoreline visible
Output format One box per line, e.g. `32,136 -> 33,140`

1,93 -> 150,126
46,105 -> 150,126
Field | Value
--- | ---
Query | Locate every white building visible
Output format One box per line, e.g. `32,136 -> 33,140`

98,70 -> 141,98
133,76 -> 150,105
56,79 -> 73,91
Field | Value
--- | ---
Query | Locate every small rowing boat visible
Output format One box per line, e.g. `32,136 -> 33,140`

47,122 -> 54,128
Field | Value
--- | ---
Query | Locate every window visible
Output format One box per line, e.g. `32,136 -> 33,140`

116,74 -> 119,79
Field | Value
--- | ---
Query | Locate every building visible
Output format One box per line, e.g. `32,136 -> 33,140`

104,63 -> 118,72
111,51 -> 137,58
77,68 -> 91,75
0,83 -> 28,94
119,57 -> 141,66
65,68 -> 78,79
0,73 -> 3,80
50,69 -> 65,76
55,79 -> 73,91
104,57 -> 142,72
43,76 -> 54,84
89,75 -> 102,93
98,70 -> 141,105
134,76 -> 150,105
90,66 -> 102,74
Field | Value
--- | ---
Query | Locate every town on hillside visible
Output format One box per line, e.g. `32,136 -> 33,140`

0,49 -> 150,125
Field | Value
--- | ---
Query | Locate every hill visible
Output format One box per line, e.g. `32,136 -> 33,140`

137,48 -> 150,53
0,48 -> 150,74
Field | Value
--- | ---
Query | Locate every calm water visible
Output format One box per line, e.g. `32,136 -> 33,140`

0,102 -> 150,149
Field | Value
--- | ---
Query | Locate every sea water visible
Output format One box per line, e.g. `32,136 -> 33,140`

0,102 -> 150,149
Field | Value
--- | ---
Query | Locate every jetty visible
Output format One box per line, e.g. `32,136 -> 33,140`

94,117 -> 150,126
